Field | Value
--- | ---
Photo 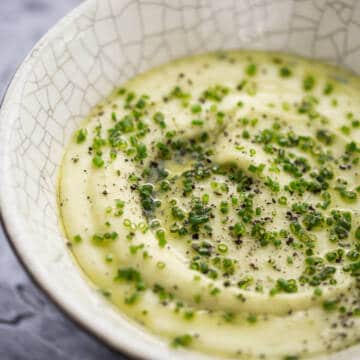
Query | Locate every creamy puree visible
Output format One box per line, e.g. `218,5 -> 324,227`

59,51 -> 360,359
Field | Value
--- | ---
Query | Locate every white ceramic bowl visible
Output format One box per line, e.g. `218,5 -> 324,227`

1,1 -> 360,359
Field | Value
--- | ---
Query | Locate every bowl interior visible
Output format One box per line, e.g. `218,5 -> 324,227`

1,0 -> 360,359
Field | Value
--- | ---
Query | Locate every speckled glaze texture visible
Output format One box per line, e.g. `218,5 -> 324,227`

0,1 -> 360,359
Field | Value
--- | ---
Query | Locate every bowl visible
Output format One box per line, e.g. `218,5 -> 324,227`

1,0 -> 360,359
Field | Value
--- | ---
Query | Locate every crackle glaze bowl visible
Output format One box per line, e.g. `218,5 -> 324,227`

1,1 -> 360,359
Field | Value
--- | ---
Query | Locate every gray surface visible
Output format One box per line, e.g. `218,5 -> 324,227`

0,1 -> 125,359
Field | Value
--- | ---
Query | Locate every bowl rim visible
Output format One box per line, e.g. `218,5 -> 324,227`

0,1 -> 151,359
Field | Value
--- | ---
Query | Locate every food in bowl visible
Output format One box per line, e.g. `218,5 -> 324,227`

58,50 -> 360,359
